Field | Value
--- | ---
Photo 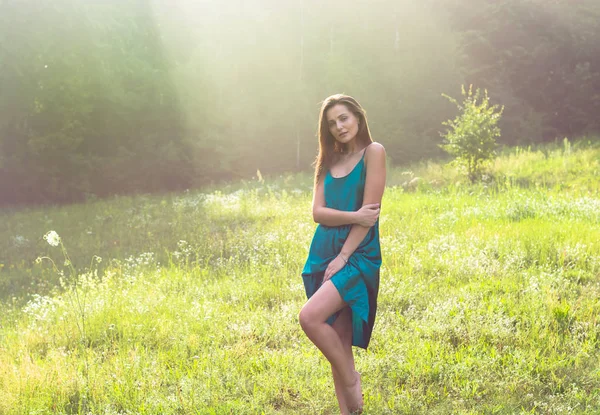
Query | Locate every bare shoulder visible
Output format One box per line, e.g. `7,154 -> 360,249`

365,142 -> 386,164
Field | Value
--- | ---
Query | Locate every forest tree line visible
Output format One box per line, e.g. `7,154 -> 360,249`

1,0 -> 599,206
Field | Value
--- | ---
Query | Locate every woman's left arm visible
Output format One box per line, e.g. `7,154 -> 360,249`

323,143 -> 387,281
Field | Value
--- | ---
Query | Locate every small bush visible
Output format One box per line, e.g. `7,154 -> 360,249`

441,85 -> 504,182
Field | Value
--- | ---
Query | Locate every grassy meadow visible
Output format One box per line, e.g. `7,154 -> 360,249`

0,139 -> 599,414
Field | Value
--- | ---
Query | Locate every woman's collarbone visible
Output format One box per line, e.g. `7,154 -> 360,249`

331,153 -> 362,177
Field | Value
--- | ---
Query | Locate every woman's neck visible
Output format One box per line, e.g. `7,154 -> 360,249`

344,140 -> 360,154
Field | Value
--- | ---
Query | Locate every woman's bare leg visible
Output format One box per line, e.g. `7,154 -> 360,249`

331,306 -> 355,415
299,281 -> 362,411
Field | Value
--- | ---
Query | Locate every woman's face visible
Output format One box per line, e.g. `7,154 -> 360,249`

326,104 -> 360,146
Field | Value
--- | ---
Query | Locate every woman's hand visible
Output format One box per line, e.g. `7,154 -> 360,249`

323,255 -> 347,282
354,203 -> 380,227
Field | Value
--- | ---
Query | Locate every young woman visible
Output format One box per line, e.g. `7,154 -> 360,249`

299,94 -> 386,414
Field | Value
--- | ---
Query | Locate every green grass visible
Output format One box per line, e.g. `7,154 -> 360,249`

0,139 -> 599,414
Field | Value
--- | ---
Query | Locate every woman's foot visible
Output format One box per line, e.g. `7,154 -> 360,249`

345,371 -> 363,414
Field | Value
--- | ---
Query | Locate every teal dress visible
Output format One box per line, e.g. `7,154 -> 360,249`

302,148 -> 381,349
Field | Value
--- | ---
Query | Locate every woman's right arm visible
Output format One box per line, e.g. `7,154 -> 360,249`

312,179 -> 380,227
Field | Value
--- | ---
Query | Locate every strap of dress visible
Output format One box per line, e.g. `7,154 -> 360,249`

360,143 -> 373,161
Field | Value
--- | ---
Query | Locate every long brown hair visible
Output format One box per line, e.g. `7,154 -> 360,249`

314,94 -> 373,187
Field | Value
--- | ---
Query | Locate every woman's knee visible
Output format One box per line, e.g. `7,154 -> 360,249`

298,305 -> 316,332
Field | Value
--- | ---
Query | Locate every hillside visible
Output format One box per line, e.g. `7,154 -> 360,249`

0,140 -> 599,414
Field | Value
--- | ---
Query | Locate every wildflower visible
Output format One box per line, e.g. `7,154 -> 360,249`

43,231 -> 61,247
35,257 -> 42,264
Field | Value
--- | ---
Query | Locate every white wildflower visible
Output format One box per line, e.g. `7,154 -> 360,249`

43,231 -> 61,247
